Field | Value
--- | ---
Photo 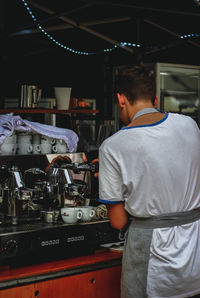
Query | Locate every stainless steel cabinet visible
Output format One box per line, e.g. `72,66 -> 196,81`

155,63 -> 200,126
113,62 -> 200,129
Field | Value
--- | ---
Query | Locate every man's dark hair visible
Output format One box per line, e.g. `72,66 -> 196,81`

116,63 -> 156,104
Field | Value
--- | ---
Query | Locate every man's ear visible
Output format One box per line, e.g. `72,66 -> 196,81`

117,93 -> 126,109
154,96 -> 159,108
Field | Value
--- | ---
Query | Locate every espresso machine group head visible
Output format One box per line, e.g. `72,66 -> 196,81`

47,160 -> 99,207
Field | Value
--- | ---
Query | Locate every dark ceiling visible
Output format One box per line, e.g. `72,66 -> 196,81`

1,0 -> 200,108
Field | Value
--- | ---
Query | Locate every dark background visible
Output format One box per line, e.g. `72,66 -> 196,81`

1,0 -> 200,117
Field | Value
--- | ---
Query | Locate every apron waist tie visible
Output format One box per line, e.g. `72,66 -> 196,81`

129,207 -> 200,229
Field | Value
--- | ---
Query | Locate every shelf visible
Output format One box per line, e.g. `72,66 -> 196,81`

0,109 -> 99,114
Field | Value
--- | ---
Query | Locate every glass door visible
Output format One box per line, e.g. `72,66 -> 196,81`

156,63 -> 200,126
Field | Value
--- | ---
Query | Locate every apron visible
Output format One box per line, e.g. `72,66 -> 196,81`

121,209 -> 200,298
120,108 -> 200,298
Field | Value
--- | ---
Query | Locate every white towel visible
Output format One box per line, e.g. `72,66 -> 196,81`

0,113 -> 78,152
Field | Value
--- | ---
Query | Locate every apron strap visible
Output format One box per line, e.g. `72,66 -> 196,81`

130,207 -> 200,229
131,108 -> 159,121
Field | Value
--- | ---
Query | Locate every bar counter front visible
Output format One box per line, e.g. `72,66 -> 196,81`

0,216 -> 123,298
0,247 -> 122,298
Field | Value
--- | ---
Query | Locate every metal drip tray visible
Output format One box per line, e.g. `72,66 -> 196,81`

0,219 -> 108,235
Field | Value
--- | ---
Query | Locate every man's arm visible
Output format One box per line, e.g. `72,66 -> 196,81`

107,202 -> 128,230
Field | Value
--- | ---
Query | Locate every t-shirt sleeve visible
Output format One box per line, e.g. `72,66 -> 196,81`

98,147 -> 124,204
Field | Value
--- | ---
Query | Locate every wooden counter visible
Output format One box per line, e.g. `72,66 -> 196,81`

0,249 -> 122,298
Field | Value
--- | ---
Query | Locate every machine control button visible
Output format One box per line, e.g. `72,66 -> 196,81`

4,240 -> 18,254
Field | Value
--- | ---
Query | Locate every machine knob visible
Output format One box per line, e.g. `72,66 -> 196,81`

4,240 -> 18,254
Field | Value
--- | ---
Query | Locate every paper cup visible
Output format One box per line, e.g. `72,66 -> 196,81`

54,87 -> 72,110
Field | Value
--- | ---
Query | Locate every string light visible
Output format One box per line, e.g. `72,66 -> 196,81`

21,0 -> 141,55
21,0 -> 199,55
120,42 -> 140,48
180,33 -> 199,39
21,0 -> 95,55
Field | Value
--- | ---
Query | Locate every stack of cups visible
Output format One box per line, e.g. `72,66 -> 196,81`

17,133 -> 33,155
32,133 -> 41,154
1,133 -> 69,155
52,139 -> 68,154
0,133 -> 17,155
40,135 -> 56,154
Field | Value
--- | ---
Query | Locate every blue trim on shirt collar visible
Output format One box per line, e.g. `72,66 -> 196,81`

98,198 -> 123,204
121,112 -> 168,130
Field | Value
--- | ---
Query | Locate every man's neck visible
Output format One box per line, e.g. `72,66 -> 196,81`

127,101 -> 155,123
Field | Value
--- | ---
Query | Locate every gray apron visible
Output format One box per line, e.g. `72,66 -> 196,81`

121,209 -> 200,298
120,108 -> 200,298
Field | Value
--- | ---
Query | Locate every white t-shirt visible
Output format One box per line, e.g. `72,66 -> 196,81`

99,112 -> 200,298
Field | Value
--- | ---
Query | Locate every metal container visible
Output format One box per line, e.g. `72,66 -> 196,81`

40,210 -> 59,223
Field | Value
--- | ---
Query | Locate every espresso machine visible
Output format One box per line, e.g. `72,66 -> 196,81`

0,153 -> 122,267
0,165 -> 35,225
0,154 -> 98,225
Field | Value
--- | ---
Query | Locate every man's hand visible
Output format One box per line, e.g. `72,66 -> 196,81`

91,158 -> 99,178
107,202 -> 128,230
45,155 -> 72,172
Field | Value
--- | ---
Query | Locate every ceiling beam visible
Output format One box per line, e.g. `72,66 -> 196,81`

23,1 -> 134,54
32,2 -> 95,26
11,16 -> 131,36
93,0 -> 200,17
143,18 -> 200,49
14,2 -> 95,33
142,39 -> 187,56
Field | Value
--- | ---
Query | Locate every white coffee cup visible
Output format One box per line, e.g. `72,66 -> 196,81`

0,143 -> 16,155
57,144 -> 68,154
3,133 -> 17,144
1,133 -> 17,155
78,206 -> 95,222
61,207 -> 82,224
16,132 -> 33,155
17,144 -> 33,155
52,142 -> 68,154
41,143 -> 52,154
41,135 -> 55,145
33,144 -> 41,154
32,133 -> 41,144
17,133 -> 32,144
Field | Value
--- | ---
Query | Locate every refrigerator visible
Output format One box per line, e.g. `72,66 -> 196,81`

112,62 -> 200,130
